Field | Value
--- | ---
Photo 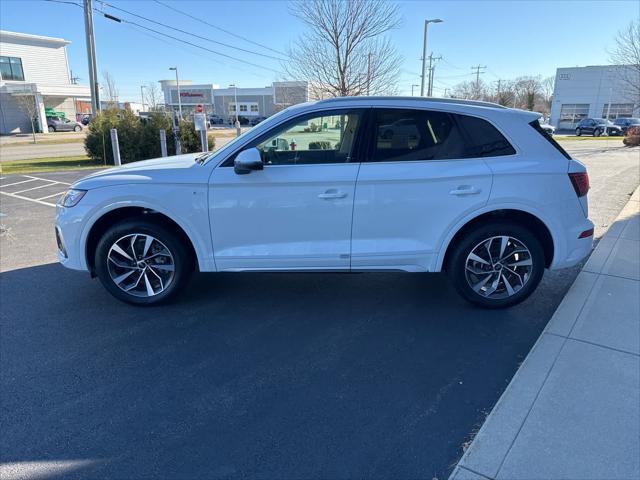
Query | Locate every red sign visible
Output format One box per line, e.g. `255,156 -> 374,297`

180,92 -> 203,97
195,104 -> 203,113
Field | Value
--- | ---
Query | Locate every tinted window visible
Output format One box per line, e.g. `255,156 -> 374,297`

224,109 -> 363,166
368,109 -> 514,162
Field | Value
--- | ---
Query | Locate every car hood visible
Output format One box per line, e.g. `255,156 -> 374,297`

73,153 -> 208,189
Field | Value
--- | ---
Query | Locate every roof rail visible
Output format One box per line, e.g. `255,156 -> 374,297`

315,96 -> 508,109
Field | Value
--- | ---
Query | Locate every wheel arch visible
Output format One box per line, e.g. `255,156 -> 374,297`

84,206 -> 199,276
439,208 -> 555,271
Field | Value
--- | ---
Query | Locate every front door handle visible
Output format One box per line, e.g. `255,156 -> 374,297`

450,185 -> 481,196
318,189 -> 347,199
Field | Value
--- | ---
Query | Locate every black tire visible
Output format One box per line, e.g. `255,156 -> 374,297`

48,126 -> 55,133
94,218 -> 193,306
593,128 -> 600,137
447,222 -> 545,308
575,128 -> 581,136
74,125 -> 81,132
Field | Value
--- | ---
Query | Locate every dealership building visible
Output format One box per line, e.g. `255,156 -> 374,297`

159,80 -> 311,119
550,65 -> 639,130
0,30 -> 90,134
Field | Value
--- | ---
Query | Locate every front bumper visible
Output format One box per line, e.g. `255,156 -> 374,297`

55,201 -> 92,271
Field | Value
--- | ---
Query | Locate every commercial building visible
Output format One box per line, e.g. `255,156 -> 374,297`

159,80 -> 311,119
0,30 -> 90,134
550,65 -> 639,130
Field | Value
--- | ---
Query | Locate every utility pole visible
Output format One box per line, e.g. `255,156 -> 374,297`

411,84 -> 419,96
169,67 -> 182,118
471,64 -> 487,88
420,19 -> 443,96
427,53 -> 442,96
83,0 -> 100,113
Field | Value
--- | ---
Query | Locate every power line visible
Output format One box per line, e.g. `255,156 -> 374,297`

100,1 -> 287,62
97,12 -> 284,74
153,0 -> 287,57
471,64 -> 487,86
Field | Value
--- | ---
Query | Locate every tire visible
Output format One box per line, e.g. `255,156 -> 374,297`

94,218 -> 193,306
74,125 -> 81,132
593,128 -> 600,137
575,128 -> 581,136
48,126 -> 55,133
447,222 -> 545,308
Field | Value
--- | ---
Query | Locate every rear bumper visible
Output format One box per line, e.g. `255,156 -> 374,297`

550,217 -> 594,270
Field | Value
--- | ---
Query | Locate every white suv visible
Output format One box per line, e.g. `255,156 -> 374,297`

55,97 -> 593,308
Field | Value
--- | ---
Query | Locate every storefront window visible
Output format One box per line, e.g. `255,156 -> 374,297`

602,104 -> 634,120
239,104 -> 248,112
0,56 -> 25,81
559,104 -> 589,126
250,105 -> 259,112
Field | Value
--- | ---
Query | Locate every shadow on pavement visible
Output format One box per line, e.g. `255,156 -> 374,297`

0,262 -> 573,479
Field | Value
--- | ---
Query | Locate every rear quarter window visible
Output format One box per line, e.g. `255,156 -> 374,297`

529,120 -> 571,160
454,114 -> 516,158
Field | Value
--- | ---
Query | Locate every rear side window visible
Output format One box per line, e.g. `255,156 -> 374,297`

529,120 -> 571,160
368,108 -> 515,162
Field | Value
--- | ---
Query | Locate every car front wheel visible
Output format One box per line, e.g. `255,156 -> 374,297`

74,125 -> 82,132
448,222 -> 545,308
48,126 -> 55,133
593,128 -> 601,137
94,218 -> 193,305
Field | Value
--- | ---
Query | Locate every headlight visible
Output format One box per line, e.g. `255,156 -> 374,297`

58,189 -> 87,207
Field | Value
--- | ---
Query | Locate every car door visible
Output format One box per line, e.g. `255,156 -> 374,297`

209,108 -> 365,271
351,108 -> 506,272
585,119 -> 595,134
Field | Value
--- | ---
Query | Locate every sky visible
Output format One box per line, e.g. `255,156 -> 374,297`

0,0 -> 636,101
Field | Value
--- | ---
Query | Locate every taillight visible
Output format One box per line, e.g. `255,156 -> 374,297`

568,172 -> 589,197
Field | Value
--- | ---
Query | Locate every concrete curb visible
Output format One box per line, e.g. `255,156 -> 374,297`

449,186 -> 640,480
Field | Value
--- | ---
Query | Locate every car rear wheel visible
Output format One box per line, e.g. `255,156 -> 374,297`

575,128 -> 581,136
593,128 -> 601,137
447,222 -> 545,308
74,125 -> 81,132
48,126 -> 55,133
94,218 -> 193,306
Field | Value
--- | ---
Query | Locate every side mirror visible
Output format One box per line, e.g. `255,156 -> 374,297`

234,147 -> 264,175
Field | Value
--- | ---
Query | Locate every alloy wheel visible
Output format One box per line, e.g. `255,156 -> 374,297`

107,233 -> 175,297
464,235 -> 533,300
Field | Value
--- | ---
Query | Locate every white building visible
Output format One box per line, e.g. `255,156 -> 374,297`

0,30 -> 90,134
550,65 -> 639,130
159,80 -> 312,119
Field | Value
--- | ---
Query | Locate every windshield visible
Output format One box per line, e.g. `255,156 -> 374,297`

201,106 -> 295,165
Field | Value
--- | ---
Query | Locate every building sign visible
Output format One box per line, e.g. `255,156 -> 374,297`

170,88 -> 212,104
559,73 -> 570,80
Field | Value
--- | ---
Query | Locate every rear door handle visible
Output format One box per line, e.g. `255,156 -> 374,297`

318,189 -> 347,199
450,186 -> 481,196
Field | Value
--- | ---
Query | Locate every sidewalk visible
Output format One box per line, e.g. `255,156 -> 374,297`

450,187 -> 640,480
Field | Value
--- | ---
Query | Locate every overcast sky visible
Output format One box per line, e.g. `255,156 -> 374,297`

0,0 -> 635,100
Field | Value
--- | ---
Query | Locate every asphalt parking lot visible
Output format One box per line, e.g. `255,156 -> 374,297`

1,140 -> 638,479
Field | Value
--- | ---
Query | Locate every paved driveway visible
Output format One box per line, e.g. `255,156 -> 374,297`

0,141 -> 638,479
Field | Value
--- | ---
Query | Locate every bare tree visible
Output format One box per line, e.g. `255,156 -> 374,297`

286,0 -> 402,97
451,79 -> 489,101
538,75 -> 555,116
14,89 -> 39,142
102,71 -> 119,107
145,82 -> 162,111
609,20 -> 640,103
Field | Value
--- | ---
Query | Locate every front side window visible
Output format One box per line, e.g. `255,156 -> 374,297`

368,109 -> 514,162
0,56 -> 25,81
249,110 -> 362,166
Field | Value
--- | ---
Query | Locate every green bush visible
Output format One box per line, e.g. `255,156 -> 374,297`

309,141 -> 332,150
85,109 -> 214,165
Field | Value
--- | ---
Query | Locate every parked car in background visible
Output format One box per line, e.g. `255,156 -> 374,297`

575,118 -> 623,137
623,125 -> 640,147
250,116 -> 267,126
47,116 -> 82,132
80,114 -> 92,125
539,121 -> 555,136
56,97 -> 593,309
613,118 -> 640,135
209,115 -> 225,125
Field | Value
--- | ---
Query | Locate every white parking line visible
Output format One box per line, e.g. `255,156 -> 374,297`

37,191 -> 66,201
0,178 -> 39,188
13,182 -> 59,195
24,175 -> 72,186
0,190 -> 57,207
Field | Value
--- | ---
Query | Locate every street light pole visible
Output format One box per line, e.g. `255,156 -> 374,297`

420,18 -> 443,96
229,84 -> 240,137
140,85 -> 146,112
169,67 -> 182,118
